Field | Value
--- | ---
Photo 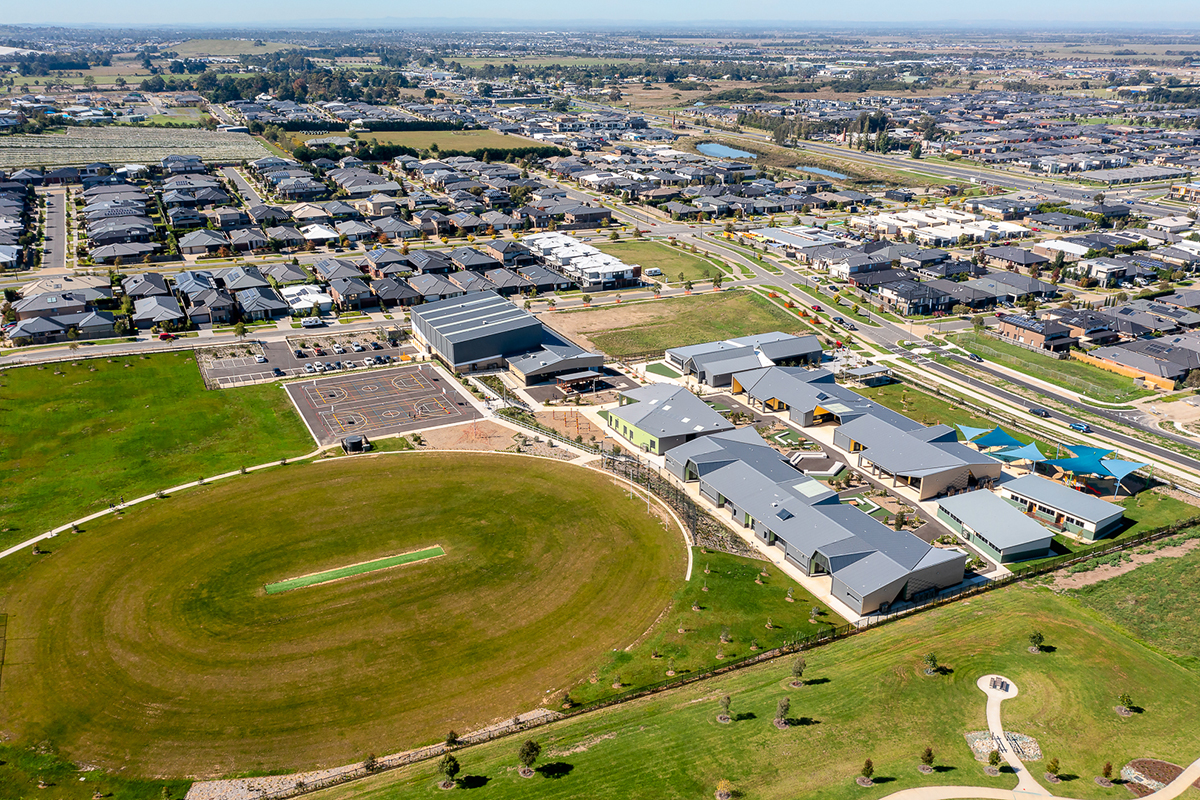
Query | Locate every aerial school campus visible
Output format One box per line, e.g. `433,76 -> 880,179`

4,16 -> 1200,800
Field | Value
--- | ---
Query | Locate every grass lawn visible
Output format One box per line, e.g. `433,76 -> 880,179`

0,742 -> 188,800
645,362 -> 681,378
1070,538 -> 1200,670
585,291 -> 813,359
354,129 -> 530,153
572,549 -> 846,706
948,332 -> 1157,404
0,453 -> 683,777
0,353 -> 312,551
853,380 -> 1056,452
307,584 -> 1200,800
596,240 -> 727,285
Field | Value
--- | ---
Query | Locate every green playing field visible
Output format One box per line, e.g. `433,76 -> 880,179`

264,546 -> 446,594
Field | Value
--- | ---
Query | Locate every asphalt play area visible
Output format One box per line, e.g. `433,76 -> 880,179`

285,364 -> 479,445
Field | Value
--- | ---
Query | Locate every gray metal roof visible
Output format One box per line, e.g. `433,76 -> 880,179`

937,490 -> 1054,551
838,415 -> 997,478
411,291 -> 542,345
999,475 -> 1124,526
608,384 -> 734,439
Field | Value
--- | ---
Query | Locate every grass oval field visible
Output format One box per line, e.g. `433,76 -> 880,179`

0,453 -> 684,778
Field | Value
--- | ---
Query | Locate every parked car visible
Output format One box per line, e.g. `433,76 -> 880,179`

305,363 -> 316,374
370,341 -> 382,350
314,348 -> 326,357
300,317 -> 324,328
351,342 -> 364,352
811,304 -> 823,312
272,367 -> 284,377
333,345 -> 345,354
361,358 -> 374,367
968,353 -> 983,363
1069,422 -> 1092,433
255,355 -> 267,364
832,316 -> 845,324
293,349 -> 305,358
325,362 -> 335,371
844,322 -> 857,331
1028,407 -> 1051,418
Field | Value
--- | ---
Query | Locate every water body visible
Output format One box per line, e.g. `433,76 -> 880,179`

697,142 -> 757,160
801,166 -> 850,180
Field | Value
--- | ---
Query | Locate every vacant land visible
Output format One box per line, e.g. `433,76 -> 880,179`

546,291 -> 812,358
354,129 -> 534,153
0,127 -> 270,169
171,38 -> 297,57
0,453 -> 683,777
1071,538 -> 1200,671
0,352 -> 312,551
597,241 -> 727,285
949,332 -> 1156,404
309,585 -> 1200,800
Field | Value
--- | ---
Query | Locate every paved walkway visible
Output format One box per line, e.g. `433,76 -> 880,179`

871,675 -> 1200,800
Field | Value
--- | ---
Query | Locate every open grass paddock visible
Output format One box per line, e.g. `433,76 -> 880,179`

0,352 -> 312,551
0,453 -> 683,777
308,585 -> 1200,800
353,130 -> 531,153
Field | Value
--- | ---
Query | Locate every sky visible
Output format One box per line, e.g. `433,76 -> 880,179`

8,0 -> 1200,27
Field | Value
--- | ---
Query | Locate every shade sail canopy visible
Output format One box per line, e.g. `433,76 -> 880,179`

972,427 -> 1025,450
957,424 -> 993,442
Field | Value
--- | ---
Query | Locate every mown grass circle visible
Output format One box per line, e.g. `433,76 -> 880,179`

0,453 -> 683,777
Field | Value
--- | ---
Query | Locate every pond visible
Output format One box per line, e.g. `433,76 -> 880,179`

800,165 -> 850,180
697,142 -> 757,160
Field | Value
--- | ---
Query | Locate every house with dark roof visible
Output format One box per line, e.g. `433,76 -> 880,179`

983,246 -> 1050,271
122,272 -> 170,299
235,286 -> 289,321
484,268 -> 534,296
408,250 -> 456,274
450,246 -> 502,272
329,277 -> 377,310
371,277 -> 421,307
994,313 -> 1078,353
132,295 -> 185,329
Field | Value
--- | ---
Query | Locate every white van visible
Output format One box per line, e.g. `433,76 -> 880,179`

644,267 -> 663,277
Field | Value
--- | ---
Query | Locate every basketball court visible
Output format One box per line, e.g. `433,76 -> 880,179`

286,365 -> 480,445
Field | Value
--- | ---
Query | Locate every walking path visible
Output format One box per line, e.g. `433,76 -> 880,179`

871,675 -> 1200,800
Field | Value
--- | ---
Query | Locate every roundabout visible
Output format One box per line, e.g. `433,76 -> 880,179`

0,452 -> 684,777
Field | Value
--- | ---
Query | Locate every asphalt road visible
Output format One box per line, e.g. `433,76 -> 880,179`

39,188 -> 67,272
221,165 -> 265,206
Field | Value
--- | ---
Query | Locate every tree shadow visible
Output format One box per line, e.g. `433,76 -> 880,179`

999,766 -> 1016,775
1129,706 -> 1145,714
1039,644 -> 1058,654
937,666 -> 954,676
805,677 -> 831,686
734,712 -> 757,722
460,775 -> 490,789
873,777 -> 897,785
791,716 -> 820,726
1057,774 -> 1079,782
933,766 -> 956,774
536,763 -> 574,779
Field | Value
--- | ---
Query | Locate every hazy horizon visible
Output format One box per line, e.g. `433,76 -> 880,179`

6,0 -> 1200,28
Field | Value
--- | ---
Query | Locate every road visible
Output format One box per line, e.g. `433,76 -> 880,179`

38,188 -> 67,272
221,165 -> 265,206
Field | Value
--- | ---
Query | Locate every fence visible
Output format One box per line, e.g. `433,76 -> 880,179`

245,508 -> 1200,800
495,408 -> 602,454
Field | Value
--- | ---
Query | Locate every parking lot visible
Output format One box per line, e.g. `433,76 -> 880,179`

199,339 -> 415,388
285,364 -> 480,445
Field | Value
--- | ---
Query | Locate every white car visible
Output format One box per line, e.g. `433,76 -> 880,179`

255,355 -> 267,363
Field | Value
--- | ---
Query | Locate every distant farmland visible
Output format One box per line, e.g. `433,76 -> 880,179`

0,127 -> 271,169
353,128 -> 537,153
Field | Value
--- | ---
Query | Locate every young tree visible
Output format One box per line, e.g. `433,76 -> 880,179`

988,750 -> 1002,768
719,695 -> 731,718
923,652 -> 939,674
518,739 -> 541,773
775,697 -> 790,724
233,321 -> 247,341
1117,692 -> 1134,711
438,754 -> 461,788
921,747 -> 935,767
1046,758 -> 1060,777
862,759 -> 875,779
445,730 -> 460,747
791,656 -> 806,685
1028,631 -> 1045,652
1102,762 -> 1113,780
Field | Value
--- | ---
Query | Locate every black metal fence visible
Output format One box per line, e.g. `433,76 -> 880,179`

237,502 -> 1200,800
